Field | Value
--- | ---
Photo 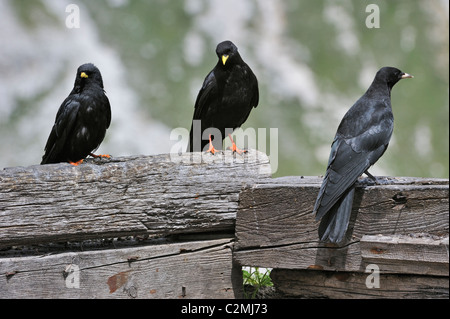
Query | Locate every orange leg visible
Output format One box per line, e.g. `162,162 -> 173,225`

89,153 -> 111,159
206,135 -> 218,155
227,134 -> 247,154
69,159 -> 84,166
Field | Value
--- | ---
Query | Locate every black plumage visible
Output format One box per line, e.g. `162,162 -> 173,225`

187,41 -> 259,154
313,67 -> 413,243
41,63 -> 111,165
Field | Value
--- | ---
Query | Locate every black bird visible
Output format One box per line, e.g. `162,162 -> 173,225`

313,67 -> 413,243
41,63 -> 111,165
187,40 -> 259,154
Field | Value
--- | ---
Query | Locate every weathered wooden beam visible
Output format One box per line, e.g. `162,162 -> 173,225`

270,269 -> 449,299
360,234 -> 449,276
0,150 -> 271,248
0,238 -> 241,299
234,176 -> 449,274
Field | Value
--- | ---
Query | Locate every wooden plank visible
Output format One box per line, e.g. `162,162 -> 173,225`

234,176 -> 449,273
0,238 -> 242,299
234,241 -> 362,271
0,150 -> 271,248
270,269 -> 449,299
360,234 -> 449,276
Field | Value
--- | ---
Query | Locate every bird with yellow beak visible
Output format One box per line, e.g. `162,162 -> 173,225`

41,63 -> 111,166
187,40 -> 259,154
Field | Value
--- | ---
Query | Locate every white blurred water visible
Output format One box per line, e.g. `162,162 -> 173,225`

0,0 -> 172,169
0,0 -> 448,178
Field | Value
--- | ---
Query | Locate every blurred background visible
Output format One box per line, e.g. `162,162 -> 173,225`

0,0 -> 448,178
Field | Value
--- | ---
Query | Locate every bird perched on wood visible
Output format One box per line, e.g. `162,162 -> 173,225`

187,40 -> 259,154
41,63 -> 111,165
313,67 -> 413,243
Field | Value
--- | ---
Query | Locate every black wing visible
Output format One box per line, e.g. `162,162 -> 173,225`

249,70 -> 259,109
103,92 -> 112,130
231,67 -> 259,127
193,70 -> 218,121
314,99 -> 393,220
188,71 -> 219,152
314,136 -> 371,220
41,97 -> 80,164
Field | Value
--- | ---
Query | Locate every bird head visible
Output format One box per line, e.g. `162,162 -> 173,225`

216,41 -> 240,68
376,66 -> 413,89
75,63 -> 104,89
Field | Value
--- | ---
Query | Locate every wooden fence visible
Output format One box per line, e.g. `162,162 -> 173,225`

0,150 -> 448,298
234,175 -> 449,298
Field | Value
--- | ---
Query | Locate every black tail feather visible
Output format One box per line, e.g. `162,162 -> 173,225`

318,186 -> 355,243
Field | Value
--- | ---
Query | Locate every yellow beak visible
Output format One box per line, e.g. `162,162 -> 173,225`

222,55 -> 229,65
80,72 -> 88,78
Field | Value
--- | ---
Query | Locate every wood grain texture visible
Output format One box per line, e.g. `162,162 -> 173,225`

0,238 -> 241,299
0,150 -> 271,248
360,234 -> 449,276
271,269 -> 449,299
234,176 -> 449,274
1,152 -> 448,299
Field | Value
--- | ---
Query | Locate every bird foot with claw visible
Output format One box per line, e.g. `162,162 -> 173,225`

206,142 -> 219,155
227,134 -> 247,155
90,153 -> 111,159
206,146 -> 218,155
359,175 -> 391,186
227,144 -> 247,155
69,159 -> 84,166
204,134 -> 220,155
